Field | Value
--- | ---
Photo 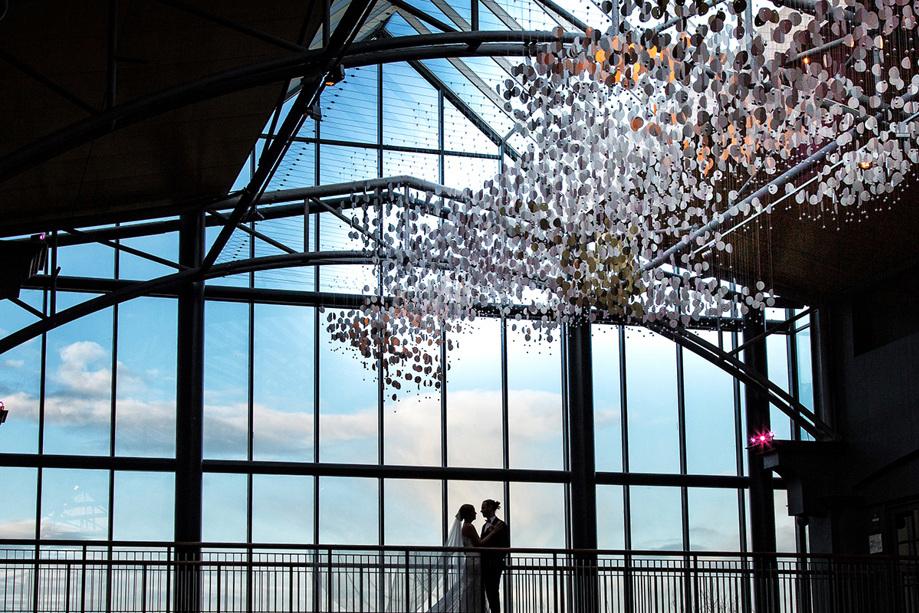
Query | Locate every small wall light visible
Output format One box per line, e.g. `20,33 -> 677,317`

748,429 -> 775,449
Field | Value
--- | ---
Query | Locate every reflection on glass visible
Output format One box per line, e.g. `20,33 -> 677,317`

625,329 -> 679,474
253,475 -> 313,543
202,473 -> 247,542
113,472 -> 174,541
204,301 -> 249,460
592,325 -> 622,472
41,469 -> 109,540
687,488 -> 740,551
507,324 -> 562,470
43,295 -> 113,457
446,319 -> 502,468
509,482 -> 565,547
684,331 -> 737,475
0,468 -> 37,538
596,485 -> 625,549
384,479 -> 442,545
253,304 -> 315,462
116,297 -> 177,458
319,477 -> 378,545
630,486 -> 682,551
319,309 -> 378,465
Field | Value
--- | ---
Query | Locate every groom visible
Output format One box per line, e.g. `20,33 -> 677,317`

479,499 -> 510,613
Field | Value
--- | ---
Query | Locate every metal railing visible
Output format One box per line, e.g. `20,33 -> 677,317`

1,541 -> 917,613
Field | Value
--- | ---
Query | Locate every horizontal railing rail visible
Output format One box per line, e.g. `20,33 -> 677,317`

1,541 -> 917,613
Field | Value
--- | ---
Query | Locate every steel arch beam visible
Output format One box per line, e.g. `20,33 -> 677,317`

0,30 -> 572,186
647,322 -> 837,441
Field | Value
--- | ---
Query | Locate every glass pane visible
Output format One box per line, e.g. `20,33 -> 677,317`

447,480 -> 503,542
322,65 -> 378,144
592,325 -> 622,473
43,295 -> 114,456
56,242 -> 113,279
443,155 -> 499,192
383,62 -> 439,150
112,472 -> 174,541
446,319 -> 502,468
118,229 -> 179,280
202,473 -> 247,542
384,479 -> 442,545
0,292 -> 43,453
253,304 -> 315,462
795,322 -> 814,412
507,324 -> 562,470
319,309 -> 378,464
688,488 -> 740,552
41,469 -> 109,540
384,382 -> 442,466
253,475 -> 313,544
383,150 -> 439,182
630,486 -> 682,551
204,301 -> 249,460
254,216 -> 314,291
774,489 -> 797,553
319,477 -> 378,545
268,138 -> 315,192
767,334 -> 792,440
0,467 -> 37,538
625,329 -> 679,474
319,145 -> 378,185
115,297 -> 177,458
684,331 -> 737,476
509,482 -> 565,548
596,485 -> 625,550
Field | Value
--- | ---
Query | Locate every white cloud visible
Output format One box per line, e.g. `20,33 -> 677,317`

55,341 -> 112,398
3,359 -> 24,368
0,519 -> 37,539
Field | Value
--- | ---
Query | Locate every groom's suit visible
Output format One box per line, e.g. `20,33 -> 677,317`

480,518 -> 510,613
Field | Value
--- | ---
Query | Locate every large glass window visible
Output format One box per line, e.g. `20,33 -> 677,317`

507,324 -> 563,470
253,304 -> 315,462
625,329 -> 679,474
446,319 -> 503,469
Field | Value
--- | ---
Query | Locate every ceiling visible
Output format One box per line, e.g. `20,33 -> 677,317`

0,0 -> 320,235
1,0 -> 917,307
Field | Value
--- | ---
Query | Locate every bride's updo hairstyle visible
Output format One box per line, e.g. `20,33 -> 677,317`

457,504 -> 476,522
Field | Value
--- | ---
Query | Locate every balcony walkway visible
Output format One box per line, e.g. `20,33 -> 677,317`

1,541 -> 917,612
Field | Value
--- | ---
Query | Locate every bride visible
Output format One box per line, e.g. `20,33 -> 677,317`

429,504 -> 505,613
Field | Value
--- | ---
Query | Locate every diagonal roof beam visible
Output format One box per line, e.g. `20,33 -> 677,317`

200,0 -> 379,273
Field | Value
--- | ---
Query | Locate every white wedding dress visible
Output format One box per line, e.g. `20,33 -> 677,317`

427,519 -> 483,613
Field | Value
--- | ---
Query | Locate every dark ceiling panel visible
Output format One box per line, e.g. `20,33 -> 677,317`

0,0 -> 319,235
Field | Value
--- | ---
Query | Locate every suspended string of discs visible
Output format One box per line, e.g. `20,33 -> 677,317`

326,0 -> 919,395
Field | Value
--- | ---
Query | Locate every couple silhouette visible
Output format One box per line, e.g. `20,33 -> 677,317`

449,499 -> 510,613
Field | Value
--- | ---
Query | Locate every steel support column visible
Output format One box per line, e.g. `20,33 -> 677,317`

174,211 -> 205,613
565,322 -> 598,613
743,310 -> 779,612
